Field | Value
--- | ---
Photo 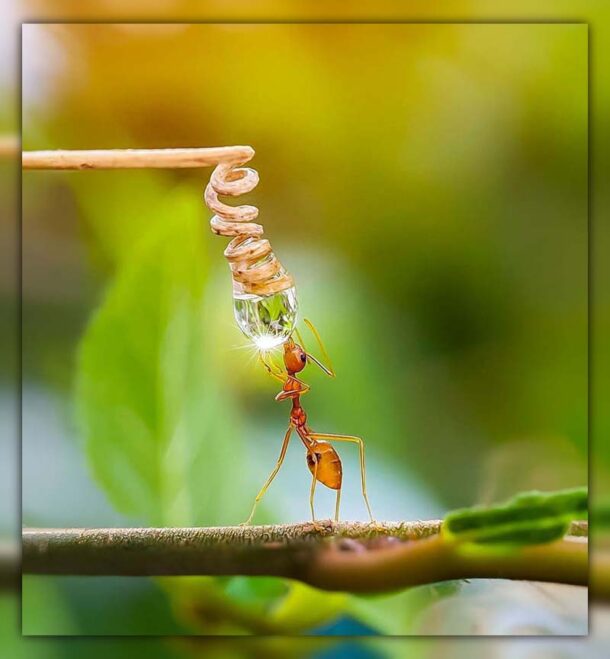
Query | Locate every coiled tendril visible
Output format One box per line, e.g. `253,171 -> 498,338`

204,152 -> 294,296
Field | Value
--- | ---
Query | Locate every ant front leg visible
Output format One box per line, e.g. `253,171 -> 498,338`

308,432 -> 375,523
241,426 -> 293,525
258,353 -> 285,384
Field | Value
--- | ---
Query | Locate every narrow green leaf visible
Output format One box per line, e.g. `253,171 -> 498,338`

442,487 -> 587,546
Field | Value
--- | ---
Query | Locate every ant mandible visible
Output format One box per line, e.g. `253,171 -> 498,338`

242,319 -> 375,525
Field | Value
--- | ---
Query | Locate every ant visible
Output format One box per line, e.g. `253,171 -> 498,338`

242,319 -> 375,525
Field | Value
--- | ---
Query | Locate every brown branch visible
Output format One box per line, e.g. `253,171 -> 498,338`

308,534 -> 587,593
0,541 -> 19,592
591,538 -> 610,602
22,521 -> 591,595
22,521 -> 439,578
22,146 -> 254,170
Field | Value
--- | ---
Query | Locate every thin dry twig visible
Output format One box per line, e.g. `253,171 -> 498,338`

21,146 -> 253,170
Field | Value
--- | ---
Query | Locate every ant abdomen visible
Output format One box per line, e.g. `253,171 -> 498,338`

306,441 -> 342,490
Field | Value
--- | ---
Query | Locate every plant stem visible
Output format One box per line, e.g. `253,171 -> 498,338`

591,547 -> 610,600
21,521 -> 592,596
306,534 -> 587,593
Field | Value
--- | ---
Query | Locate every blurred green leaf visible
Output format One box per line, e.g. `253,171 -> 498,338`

443,487 -> 587,546
75,189 -> 245,526
270,581 -> 347,632
71,170 -> 172,270
20,579 -> 78,637
591,500 -> 610,531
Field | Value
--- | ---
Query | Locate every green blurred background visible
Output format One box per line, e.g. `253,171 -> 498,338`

1,7 -> 604,657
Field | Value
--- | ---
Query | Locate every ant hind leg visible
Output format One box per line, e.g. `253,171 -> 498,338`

307,450 -> 328,532
309,432 -> 375,523
309,457 -> 318,522
334,488 -> 341,523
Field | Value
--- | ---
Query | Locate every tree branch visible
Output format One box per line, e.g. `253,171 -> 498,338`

21,146 -> 254,170
0,541 -> 19,591
22,521 -> 590,595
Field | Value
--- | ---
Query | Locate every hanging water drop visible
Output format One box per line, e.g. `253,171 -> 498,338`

233,285 -> 298,350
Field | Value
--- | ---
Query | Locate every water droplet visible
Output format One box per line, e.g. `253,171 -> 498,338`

233,286 -> 298,350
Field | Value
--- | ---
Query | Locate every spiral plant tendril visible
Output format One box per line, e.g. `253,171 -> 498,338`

204,150 -> 294,297
205,147 -> 298,349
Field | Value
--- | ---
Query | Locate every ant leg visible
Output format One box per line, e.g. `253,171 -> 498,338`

241,426 -> 293,525
308,452 -> 328,531
258,353 -> 285,384
309,432 -> 375,522
335,488 -> 341,523
309,453 -> 319,521
268,352 -> 287,376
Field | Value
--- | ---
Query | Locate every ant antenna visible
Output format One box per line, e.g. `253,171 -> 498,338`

303,318 -> 336,378
294,326 -> 308,352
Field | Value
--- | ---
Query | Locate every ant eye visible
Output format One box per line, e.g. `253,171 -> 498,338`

300,353 -> 306,363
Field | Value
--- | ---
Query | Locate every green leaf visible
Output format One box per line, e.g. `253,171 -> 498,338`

75,188 -> 245,526
442,487 -> 587,546
20,579 -> 78,637
591,499 -> 610,530
270,581 -> 347,632
70,169 -> 171,269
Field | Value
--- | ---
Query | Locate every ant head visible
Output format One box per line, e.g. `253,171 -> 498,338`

283,338 -> 307,375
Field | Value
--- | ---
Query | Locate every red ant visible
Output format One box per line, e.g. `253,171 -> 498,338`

242,319 -> 374,525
